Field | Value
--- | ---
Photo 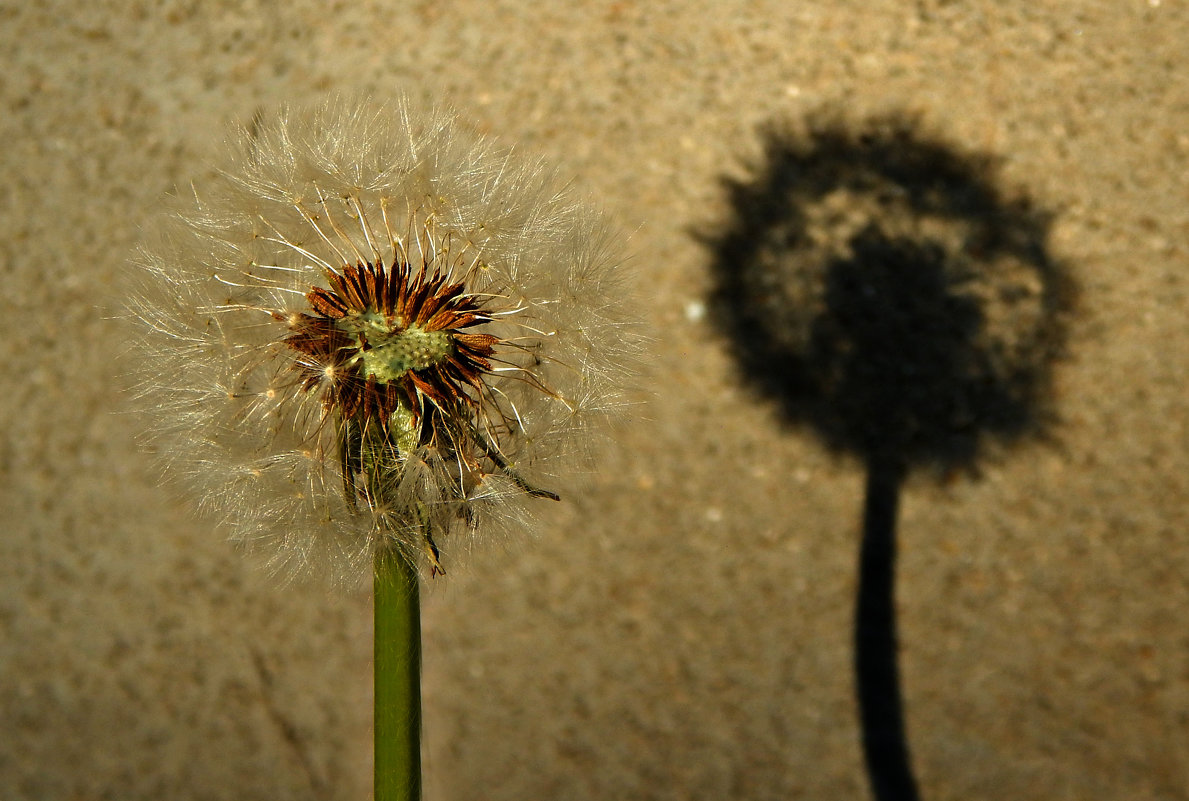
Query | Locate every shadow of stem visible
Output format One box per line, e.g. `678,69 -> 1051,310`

856,456 -> 917,801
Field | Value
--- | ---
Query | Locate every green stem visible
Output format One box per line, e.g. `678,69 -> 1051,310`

374,546 -> 422,801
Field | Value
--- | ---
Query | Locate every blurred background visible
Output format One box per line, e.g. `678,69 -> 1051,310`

2,1 -> 1187,799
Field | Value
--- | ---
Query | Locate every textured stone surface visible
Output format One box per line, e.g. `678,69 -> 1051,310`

2,1 -> 1187,799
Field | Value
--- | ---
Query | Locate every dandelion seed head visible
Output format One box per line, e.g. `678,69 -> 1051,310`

127,98 -> 639,586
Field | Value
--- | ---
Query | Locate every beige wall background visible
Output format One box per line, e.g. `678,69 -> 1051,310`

2,1 -> 1187,799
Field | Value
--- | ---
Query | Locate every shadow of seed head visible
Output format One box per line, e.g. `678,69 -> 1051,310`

702,113 -> 1076,473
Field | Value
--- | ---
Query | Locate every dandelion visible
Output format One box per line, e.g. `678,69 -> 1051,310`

127,98 -> 634,583
125,98 -> 638,799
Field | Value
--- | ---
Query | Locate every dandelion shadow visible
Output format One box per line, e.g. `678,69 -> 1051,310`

703,114 -> 1074,800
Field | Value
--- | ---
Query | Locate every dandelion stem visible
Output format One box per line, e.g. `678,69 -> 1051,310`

374,545 -> 422,801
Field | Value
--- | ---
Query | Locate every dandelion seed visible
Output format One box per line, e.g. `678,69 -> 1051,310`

126,98 -> 638,586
